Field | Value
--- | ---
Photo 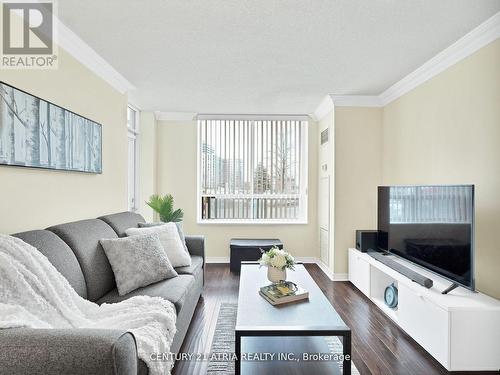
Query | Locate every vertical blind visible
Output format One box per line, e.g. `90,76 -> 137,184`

389,185 -> 473,224
199,118 -> 308,221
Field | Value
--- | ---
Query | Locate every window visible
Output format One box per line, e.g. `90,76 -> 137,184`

127,106 -> 139,211
198,116 -> 308,223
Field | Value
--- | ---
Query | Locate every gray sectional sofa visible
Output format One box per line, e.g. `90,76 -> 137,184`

0,211 -> 204,375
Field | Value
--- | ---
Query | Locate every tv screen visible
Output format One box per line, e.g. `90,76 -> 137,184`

378,185 -> 474,290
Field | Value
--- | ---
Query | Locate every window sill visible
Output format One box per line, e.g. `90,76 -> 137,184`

197,219 -> 308,225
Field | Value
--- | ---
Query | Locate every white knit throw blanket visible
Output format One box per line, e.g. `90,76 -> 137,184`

0,234 -> 177,375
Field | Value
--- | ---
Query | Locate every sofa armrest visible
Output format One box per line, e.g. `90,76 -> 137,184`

0,328 -> 138,375
185,235 -> 205,262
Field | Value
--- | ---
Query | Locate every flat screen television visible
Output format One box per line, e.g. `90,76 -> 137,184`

378,185 -> 474,291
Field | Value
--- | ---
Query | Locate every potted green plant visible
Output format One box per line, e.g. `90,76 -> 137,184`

259,246 -> 296,283
146,194 -> 184,223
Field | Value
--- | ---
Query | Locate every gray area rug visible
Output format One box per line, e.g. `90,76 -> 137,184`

206,303 -> 360,374
206,303 -> 237,374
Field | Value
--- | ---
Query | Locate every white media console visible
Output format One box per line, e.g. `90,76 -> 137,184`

348,248 -> 500,371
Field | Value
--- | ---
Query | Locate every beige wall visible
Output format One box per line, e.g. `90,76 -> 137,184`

382,39 -> 500,299
138,112 -> 157,221
0,48 -> 128,234
334,107 -> 383,274
156,120 -> 319,259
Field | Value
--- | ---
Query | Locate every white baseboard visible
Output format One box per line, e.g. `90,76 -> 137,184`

279,257 -> 349,282
331,273 -> 349,281
306,259 -> 348,281
313,259 -> 335,281
294,256 -> 318,264
296,257 -> 333,281
206,257 -> 230,263
205,256 -> 349,281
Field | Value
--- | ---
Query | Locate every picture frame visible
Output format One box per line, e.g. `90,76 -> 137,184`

0,81 -> 102,174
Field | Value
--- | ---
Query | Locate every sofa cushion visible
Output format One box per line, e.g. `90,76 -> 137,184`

139,222 -> 189,253
125,223 -> 192,268
138,221 -> 189,254
97,274 -> 195,313
98,212 -> 146,237
47,219 -> 118,302
13,230 -> 88,298
100,233 -> 178,295
175,255 -> 203,277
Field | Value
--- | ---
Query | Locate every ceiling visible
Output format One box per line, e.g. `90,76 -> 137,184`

58,0 -> 500,114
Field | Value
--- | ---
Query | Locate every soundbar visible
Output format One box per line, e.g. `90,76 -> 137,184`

367,250 -> 433,289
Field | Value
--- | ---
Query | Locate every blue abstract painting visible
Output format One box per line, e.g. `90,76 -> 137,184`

0,82 -> 102,173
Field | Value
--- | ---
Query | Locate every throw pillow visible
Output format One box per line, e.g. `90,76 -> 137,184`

100,233 -> 178,296
126,223 -> 192,267
138,222 -> 163,227
138,221 -> 189,253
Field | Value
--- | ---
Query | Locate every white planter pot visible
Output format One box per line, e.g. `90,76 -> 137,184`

267,267 -> 286,283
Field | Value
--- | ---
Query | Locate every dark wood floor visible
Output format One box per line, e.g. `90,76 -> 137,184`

173,264 -> 494,375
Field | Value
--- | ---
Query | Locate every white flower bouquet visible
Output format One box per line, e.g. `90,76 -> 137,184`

259,246 -> 296,271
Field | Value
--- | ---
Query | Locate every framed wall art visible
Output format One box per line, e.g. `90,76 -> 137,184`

0,81 -> 102,173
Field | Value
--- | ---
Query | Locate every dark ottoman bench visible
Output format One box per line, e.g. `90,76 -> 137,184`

230,238 -> 283,273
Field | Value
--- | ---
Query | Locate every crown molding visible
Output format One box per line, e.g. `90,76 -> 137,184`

197,113 -> 309,121
126,91 -> 142,110
56,18 -> 134,94
331,95 -> 382,107
154,111 -> 197,121
312,95 -> 334,121
316,12 -> 500,111
379,11 -> 500,106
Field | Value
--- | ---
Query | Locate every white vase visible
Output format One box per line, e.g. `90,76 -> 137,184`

267,266 -> 286,283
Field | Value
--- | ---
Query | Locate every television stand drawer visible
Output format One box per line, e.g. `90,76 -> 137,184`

348,248 -> 370,296
398,283 -> 449,368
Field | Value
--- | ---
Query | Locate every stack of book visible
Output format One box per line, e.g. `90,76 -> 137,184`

259,281 -> 309,305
